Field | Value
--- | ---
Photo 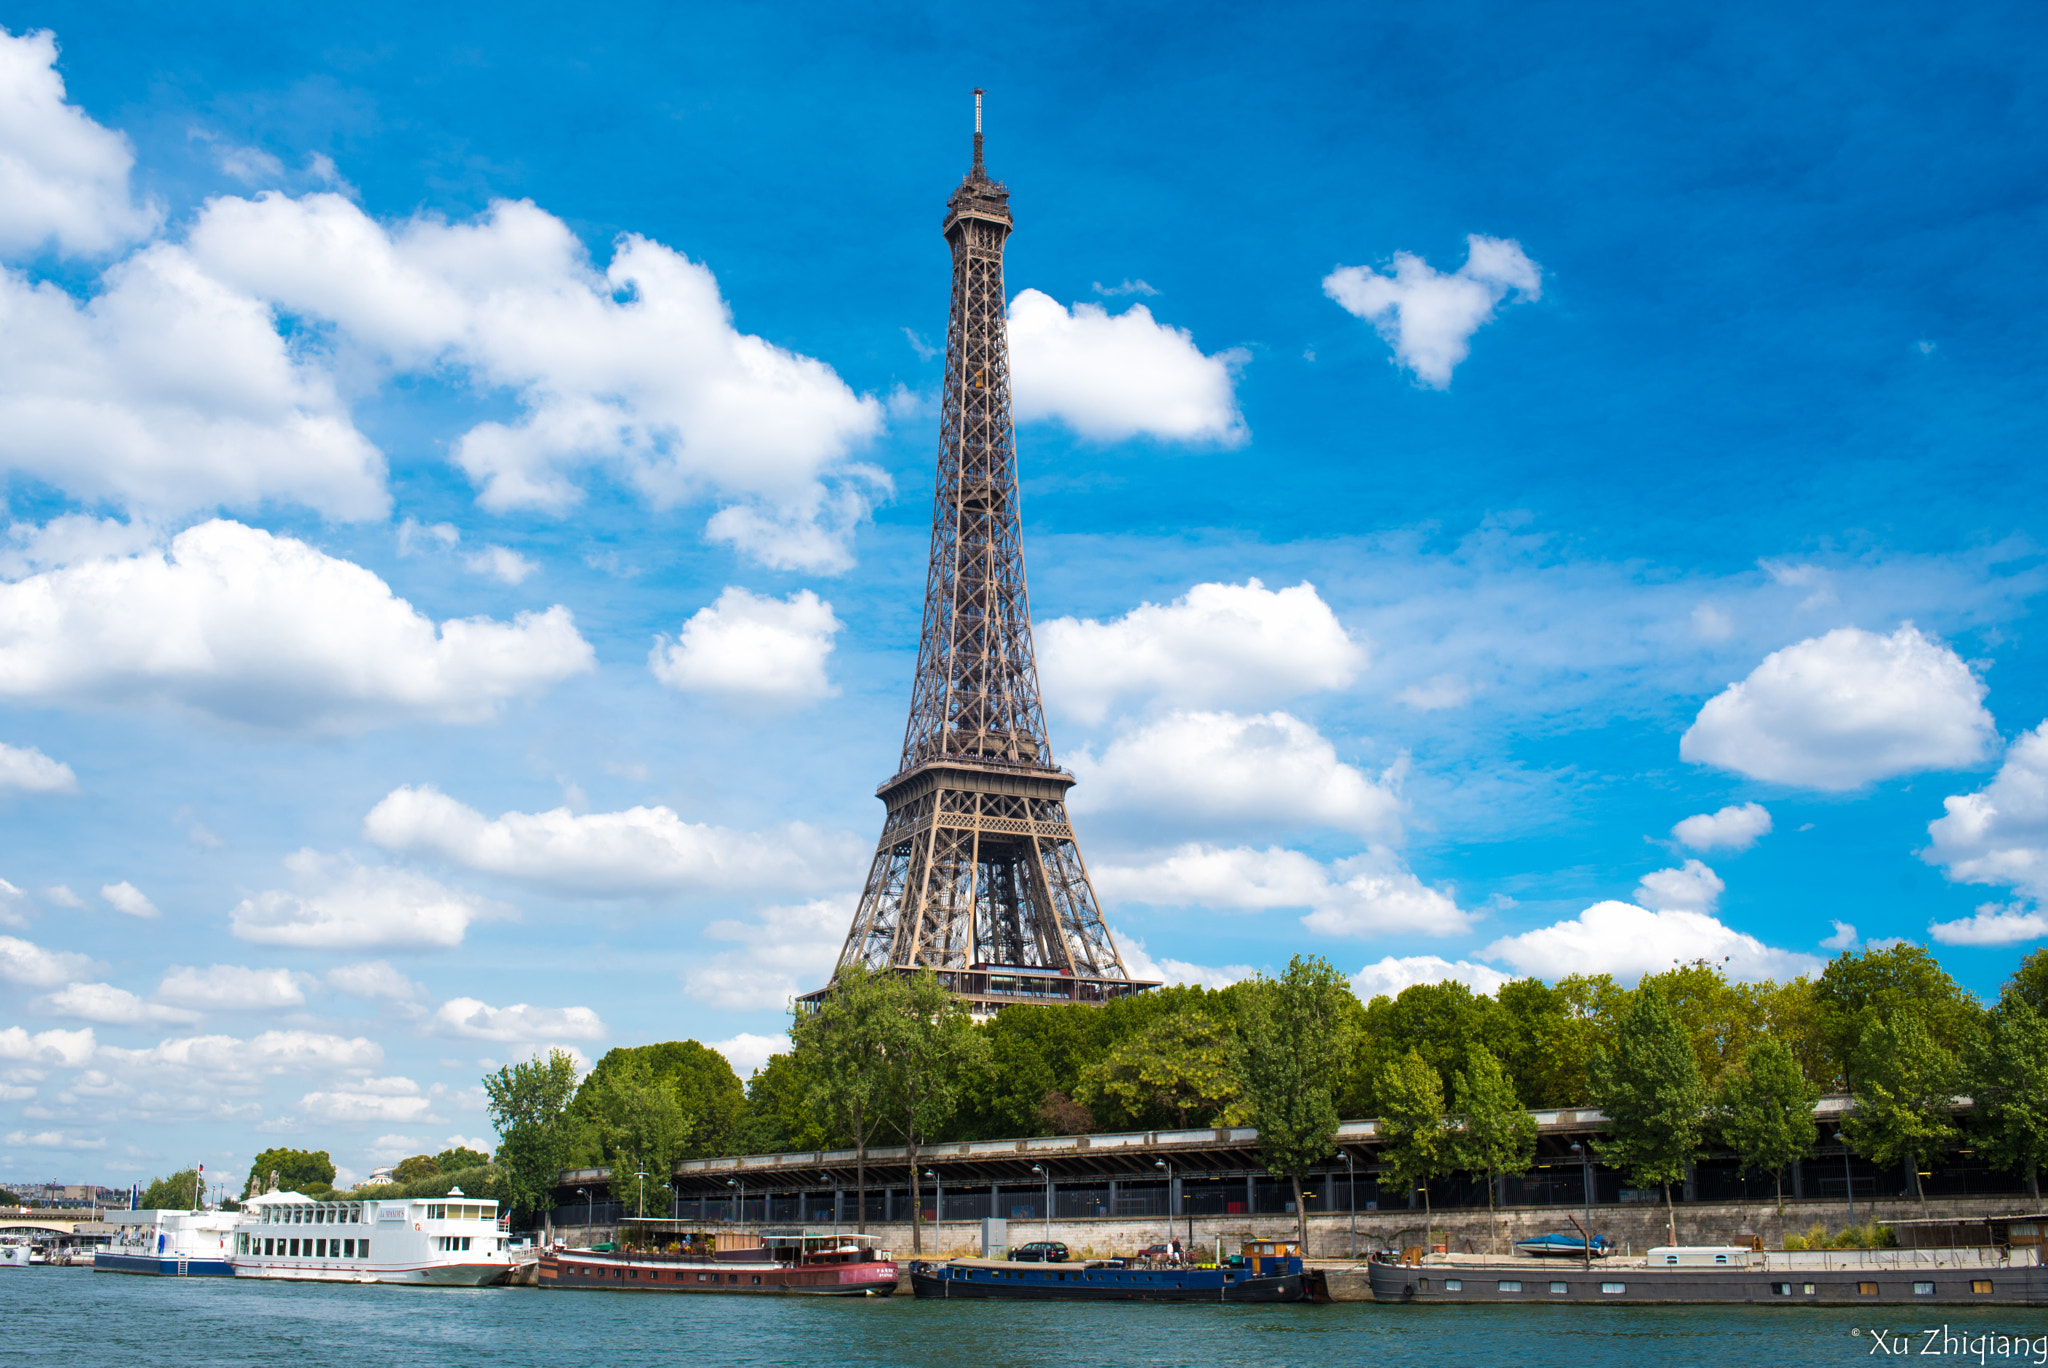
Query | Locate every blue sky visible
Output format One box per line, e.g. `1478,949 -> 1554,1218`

2,0 -> 2045,1186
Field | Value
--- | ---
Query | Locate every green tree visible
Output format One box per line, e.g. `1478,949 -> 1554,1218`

734,1052 -> 835,1154
1814,944 -> 1981,1090
1448,1048 -> 1536,1254
394,1154 -> 440,1184
584,1053 -> 694,1217
140,1169 -> 201,1210
1495,977 -> 1599,1109
434,1146 -> 490,1173
1843,1012 -> 1959,1203
1966,996 -> 2048,1201
1239,955 -> 1358,1246
1590,987 -> 1708,1246
1377,1050 -> 1450,1242
893,970 -> 991,1256
572,1041 -> 747,1158
1075,1009 -> 1245,1130
1714,1036 -> 1819,1238
483,1048 -> 582,1219
791,964 -> 902,1232
2005,948 -> 2048,1016
242,1148 -> 336,1199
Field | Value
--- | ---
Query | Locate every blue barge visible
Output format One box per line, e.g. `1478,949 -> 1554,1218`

911,1240 -> 1319,1303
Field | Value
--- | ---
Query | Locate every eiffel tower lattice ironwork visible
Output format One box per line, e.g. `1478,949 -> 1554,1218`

807,94 -> 1155,1016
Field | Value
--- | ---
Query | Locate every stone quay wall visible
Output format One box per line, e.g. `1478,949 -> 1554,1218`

542,1192 -> 2029,1264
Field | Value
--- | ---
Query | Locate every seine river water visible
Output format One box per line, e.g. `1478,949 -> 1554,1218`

8,1269 -> 2048,1367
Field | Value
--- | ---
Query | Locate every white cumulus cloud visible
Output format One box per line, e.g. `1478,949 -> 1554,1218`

1924,721 -> 2048,902
98,1029 -> 380,1077
325,961 -> 426,1003
1680,625 -> 1995,791
37,981 -> 198,1025
154,964 -> 307,1011
0,246 -> 386,522
0,519 -> 594,730
1633,860 -> 1725,915
230,851 -> 504,951
649,587 -> 841,708
1672,802 -> 1773,852
0,741 -> 76,794
1928,904 -> 2048,947
363,784 -> 863,897
434,998 -> 605,1043
1323,235 -> 1541,388
1093,843 -> 1471,937
1482,901 -> 1823,983
1117,937 -> 1255,990
186,192 -> 886,571
0,934 -> 94,987
0,1024 -> 96,1065
464,546 -> 537,586
706,1033 -> 785,1079
1006,289 -> 1247,444
683,896 -> 851,1011
1350,955 -> 1515,1001
1038,580 -> 1363,723
0,28 -> 160,257
1069,710 -> 1402,840
99,881 -> 157,918
297,1077 -> 435,1124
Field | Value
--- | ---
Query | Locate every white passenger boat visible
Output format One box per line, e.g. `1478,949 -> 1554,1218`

0,1238 -> 30,1269
231,1186 -> 521,1286
96,1209 -> 239,1276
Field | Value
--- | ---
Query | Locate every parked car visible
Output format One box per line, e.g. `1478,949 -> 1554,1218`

1008,1241 -> 1070,1263
1134,1244 -> 1171,1261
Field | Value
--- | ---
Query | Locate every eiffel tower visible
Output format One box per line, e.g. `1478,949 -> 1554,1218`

804,94 -> 1155,1017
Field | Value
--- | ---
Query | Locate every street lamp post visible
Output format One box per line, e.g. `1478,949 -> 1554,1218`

925,1169 -> 942,1253
576,1187 -> 590,1231
1154,1158 -> 1190,1249
1344,1151 -> 1356,1260
727,1177 -> 743,1229
1571,1142 -> 1593,1270
1030,1164 -> 1050,1243
635,1170 -> 648,1221
1835,1131 -> 1856,1224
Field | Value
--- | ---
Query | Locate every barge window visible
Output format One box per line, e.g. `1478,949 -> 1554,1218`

1972,1281 -> 1993,1294
728,1274 -> 738,1284
1914,1282 -> 1935,1296
1858,1282 -> 1879,1296
1549,1282 -> 1568,1294
1497,1280 -> 1522,1292
361,1241 -> 369,1259
1601,1283 -> 1625,1295
1444,1279 -> 1461,1291
1803,1284 -> 1815,1295
1773,1283 -> 1792,1296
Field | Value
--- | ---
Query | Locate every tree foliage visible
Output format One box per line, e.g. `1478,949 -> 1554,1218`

1843,1011 -> 1960,1202
1968,997 -> 2048,1201
140,1169 -> 201,1210
1449,1047 -> 1536,1252
1075,1009 -> 1245,1130
893,969 -> 991,1255
1376,1049 -> 1450,1237
791,964 -> 903,1232
483,1048 -> 582,1219
572,1041 -> 746,1159
243,1148 -> 336,1199
1239,955 -> 1356,1245
394,1154 -> 440,1184
1815,944 -> 1980,1090
583,1053 -> 695,1216
1715,1036 -> 1818,1229
1590,987 -> 1708,1242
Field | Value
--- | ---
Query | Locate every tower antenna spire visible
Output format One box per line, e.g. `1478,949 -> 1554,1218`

972,88 -> 984,175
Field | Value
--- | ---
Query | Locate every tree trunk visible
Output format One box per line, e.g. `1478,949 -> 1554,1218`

908,1125 -> 922,1257
1913,1158 -> 1927,1203
1292,1173 -> 1307,1248
1422,1178 -> 1433,1248
1487,1171 -> 1498,1255
1663,1181 -> 1676,1248
854,1103 -> 868,1234
1775,1168 -> 1785,1249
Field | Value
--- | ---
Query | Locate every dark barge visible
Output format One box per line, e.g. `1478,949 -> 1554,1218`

1367,1243 -> 2048,1307
912,1239 -> 1321,1303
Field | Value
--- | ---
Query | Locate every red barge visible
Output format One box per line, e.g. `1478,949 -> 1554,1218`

539,1226 -> 897,1296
